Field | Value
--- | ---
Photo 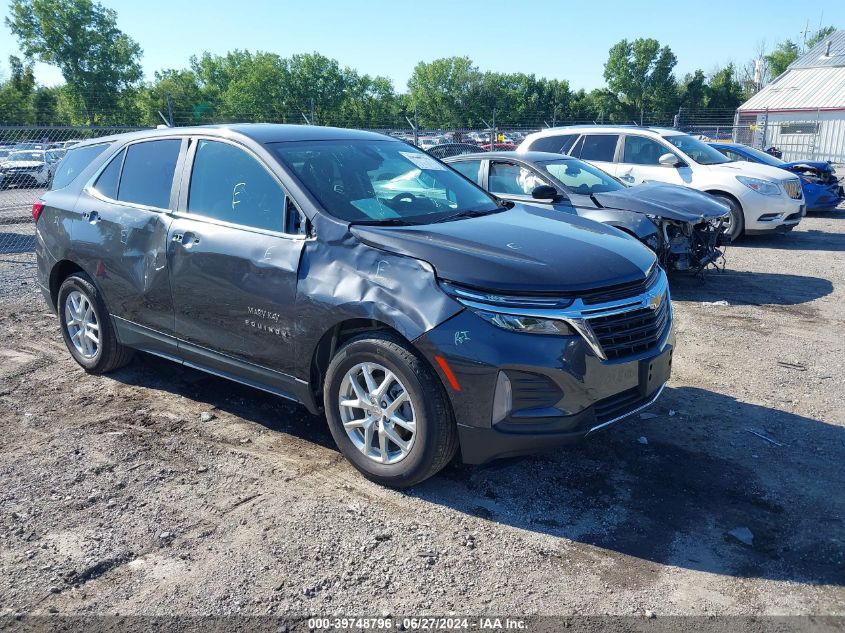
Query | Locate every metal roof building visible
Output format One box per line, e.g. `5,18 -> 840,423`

737,31 -> 845,162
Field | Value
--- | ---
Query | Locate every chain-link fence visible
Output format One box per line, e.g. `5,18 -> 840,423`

0,125 -> 147,290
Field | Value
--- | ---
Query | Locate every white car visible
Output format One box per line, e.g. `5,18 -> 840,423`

519,126 -> 805,240
0,150 -> 56,189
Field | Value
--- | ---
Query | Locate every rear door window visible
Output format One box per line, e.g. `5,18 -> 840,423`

622,135 -> 669,165
577,135 -> 620,162
50,143 -> 110,190
117,139 -> 181,209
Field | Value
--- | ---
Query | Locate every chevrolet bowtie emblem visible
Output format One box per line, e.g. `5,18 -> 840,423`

648,293 -> 663,310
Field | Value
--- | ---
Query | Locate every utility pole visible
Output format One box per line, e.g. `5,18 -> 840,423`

310,98 -> 316,126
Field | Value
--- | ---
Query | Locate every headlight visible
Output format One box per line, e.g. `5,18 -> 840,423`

736,176 -> 781,196
473,310 -> 574,335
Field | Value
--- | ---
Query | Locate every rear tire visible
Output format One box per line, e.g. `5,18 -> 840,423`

712,193 -> 744,242
323,332 -> 458,487
57,272 -> 134,374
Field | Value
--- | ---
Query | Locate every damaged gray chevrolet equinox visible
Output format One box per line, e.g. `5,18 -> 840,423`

35,125 -> 674,487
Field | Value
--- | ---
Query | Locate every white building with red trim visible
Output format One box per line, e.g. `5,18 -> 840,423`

738,31 -> 845,162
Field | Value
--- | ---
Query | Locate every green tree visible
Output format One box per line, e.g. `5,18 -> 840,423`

603,38 -> 678,122
407,57 -> 483,127
6,0 -> 143,125
806,26 -> 836,50
140,69 -> 208,126
706,63 -> 744,112
0,56 -> 36,123
679,69 -> 707,111
765,39 -> 799,78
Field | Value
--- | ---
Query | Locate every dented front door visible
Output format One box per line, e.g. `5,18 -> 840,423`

166,217 -> 303,374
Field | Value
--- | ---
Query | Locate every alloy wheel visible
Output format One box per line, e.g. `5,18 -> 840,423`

64,290 -> 100,359
338,362 -> 416,464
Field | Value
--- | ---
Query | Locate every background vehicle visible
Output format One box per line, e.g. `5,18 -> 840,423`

519,126 -> 805,241
710,142 -> 844,213
480,142 -> 517,152
0,149 -> 56,188
426,142 -> 483,159
446,151 -> 728,273
35,125 -> 672,487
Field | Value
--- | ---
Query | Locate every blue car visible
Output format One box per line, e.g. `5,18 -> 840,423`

710,142 -> 844,212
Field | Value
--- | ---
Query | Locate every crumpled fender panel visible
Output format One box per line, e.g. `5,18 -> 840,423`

293,216 -> 463,380
591,182 -> 730,222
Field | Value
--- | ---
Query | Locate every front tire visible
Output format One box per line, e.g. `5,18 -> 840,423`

323,332 -> 458,487
713,193 -> 744,242
57,273 -> 134,373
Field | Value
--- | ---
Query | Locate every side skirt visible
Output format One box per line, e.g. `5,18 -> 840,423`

112,316 -> 319,414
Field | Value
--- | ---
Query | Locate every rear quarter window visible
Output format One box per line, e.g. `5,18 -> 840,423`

50,143 -> 110,190
529,134 -> 578,154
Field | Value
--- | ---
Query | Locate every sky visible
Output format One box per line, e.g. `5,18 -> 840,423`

0,0 -> 842,92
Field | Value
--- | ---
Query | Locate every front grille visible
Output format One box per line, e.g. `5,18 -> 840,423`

580,265 -> 659,306
587,292 -> 670,360
783,180 -> 803,199
593,387 -> 646,423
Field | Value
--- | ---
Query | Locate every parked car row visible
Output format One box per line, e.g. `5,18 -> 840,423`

35,124 -> 675,486
518,125 -> 809,241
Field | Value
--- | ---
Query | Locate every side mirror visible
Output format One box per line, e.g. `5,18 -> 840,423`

531,184 -> 559,200
659,152 -> 683,168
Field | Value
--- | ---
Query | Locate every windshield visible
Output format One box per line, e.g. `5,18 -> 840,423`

7,151 -> 44,162
273,140 -> 499,224
664,135 -> 730,165
539,158 -> 625,194
728,144 -> 784,167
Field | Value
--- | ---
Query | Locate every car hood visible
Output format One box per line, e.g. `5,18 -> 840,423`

710,160 -> 799,182
1,160 -> 45,168
570,182 -> 730,222
350,205 -> 656,294
782,160 -> 834,173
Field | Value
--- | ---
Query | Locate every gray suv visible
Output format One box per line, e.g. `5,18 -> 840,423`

34,125 -> 674,487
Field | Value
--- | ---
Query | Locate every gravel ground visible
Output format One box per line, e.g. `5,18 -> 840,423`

0,212 -> 843,620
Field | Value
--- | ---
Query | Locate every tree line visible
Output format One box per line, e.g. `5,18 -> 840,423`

0,0 -> 836,129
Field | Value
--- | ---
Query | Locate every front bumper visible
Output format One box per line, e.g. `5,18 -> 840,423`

738,189 -> 805,234
414,306 -> 674,465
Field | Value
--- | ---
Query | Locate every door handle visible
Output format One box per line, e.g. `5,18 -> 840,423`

172,232 -> 200,247
81,211 -> 99,223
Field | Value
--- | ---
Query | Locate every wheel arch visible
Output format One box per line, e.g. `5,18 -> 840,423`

49,260 -> 113,316
49,260 -> 86,310
309,318 -> 406,405
704,189 -> 743,213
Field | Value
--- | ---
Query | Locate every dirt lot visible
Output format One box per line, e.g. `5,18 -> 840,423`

0,212 -> 843,620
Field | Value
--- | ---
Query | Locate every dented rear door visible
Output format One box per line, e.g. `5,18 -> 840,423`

73,137 -> 186,340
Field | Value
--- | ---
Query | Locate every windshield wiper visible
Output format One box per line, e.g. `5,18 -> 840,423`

351,218 -> 423,226
432,207 -> 504,224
